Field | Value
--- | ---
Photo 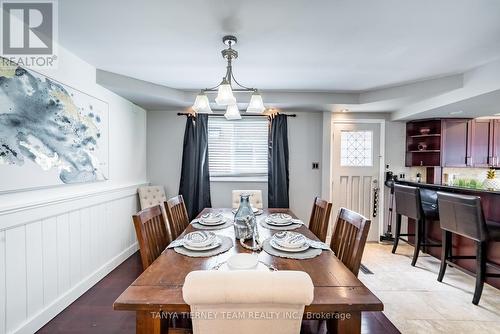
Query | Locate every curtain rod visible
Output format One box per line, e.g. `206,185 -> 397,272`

176,112 -> 297,117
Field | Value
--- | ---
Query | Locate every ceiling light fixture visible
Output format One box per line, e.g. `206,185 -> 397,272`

192,35 -> 265,119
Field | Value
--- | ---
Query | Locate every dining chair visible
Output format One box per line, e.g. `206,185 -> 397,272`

330,208 -> 371,277
183,270 -> 314,334
132,205 -> 170,271
307,197 -> 332,242
137,185 -> 171,239
232,190 -> 263,209
165,195 -> 190,240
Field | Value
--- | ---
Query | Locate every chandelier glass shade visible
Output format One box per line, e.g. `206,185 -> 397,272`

192,35 -> 265,119
192,91 -> 212,113
224,104 -> 242,120
215,78 -> 236,106
246,90 -> 265,113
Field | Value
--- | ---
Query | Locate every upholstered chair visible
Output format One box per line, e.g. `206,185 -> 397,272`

232,190 -> 264,209
137,186 -> 171,239
183,270 -> 314,334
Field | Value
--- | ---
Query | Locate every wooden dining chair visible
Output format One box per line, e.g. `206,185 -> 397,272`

330,208 -> 371,277
165,195 -> 190,240
308,197 -> 332,242
132,205 -> 171,271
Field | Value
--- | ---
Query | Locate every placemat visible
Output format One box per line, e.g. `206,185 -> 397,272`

262,238 -> 323,259
173,235 -> 233,258
259,219 -> 303,231
191,218 -> 234,230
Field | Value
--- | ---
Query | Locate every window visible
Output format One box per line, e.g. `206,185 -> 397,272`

340,130 -> 373,166
208,117 -> 268,178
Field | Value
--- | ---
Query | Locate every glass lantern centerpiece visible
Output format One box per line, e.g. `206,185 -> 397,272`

233,194 -> 257,241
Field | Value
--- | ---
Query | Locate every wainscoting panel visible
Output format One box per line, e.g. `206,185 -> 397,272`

0,184 -> 144,334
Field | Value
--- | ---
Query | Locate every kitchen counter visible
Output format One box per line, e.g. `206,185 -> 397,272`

393,180 -> 500,289
396,179 -> 500,195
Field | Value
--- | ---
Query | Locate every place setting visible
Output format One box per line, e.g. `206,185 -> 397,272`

166,231 -> 233,257
262,231 -> 330,259
211,253 -> 277,271
232,206 -> 263,216
190,211 -> 234,230
260,213 -> 304,230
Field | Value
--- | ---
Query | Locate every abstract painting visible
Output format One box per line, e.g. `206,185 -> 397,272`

0,58 -> 109,192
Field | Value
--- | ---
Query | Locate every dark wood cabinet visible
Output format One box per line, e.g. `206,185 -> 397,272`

406,118 -> 500,169
442,119 -> 469,167
469,119 -> 492,167
405,119 -> 441,167
491,120 -> 500,167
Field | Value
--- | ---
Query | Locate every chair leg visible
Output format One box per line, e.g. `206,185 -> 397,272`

472,241 -> 487,305
411,218 -> 423,266
392,214 -> 402,254
437,230 -> 451,282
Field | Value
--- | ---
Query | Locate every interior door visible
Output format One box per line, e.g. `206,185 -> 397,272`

332,122 -> 381,241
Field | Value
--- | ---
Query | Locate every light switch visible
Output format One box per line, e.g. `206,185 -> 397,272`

312,162 -> 320,169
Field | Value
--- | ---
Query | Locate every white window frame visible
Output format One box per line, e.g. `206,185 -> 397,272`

208,117 -> 269,182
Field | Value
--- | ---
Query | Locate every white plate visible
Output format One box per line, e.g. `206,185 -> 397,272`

183,236 -> 222,251
200,212 -> 223,223
272,231 -> 307,249
270,238 -> 309,252
217,262 -> 270,271
184,231 -> 216,247
198,218 -> 227,226
267,213 -> 293,225
265,217 -> 293,226
232,207 -> 262,215
227,253 -> 259,270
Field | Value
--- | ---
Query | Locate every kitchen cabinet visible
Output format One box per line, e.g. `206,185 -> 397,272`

491,119 -> 500,167
442,119 -> 469,167
405,119 -> 441,167
469,119 -> 491,167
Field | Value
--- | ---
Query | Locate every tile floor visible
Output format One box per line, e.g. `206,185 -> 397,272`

358,243 -> 500,333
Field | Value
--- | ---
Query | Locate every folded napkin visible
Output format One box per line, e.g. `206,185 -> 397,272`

306,238 -> 330,250
166,239 -> 185,249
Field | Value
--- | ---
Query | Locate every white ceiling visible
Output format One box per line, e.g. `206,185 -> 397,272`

59,0 -> 500,91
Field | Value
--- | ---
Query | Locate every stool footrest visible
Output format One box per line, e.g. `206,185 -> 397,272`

398,233 -> 415,237
448,255 -> 476,260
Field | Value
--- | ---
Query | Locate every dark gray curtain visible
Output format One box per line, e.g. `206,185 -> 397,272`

268,114 -> 289,208
179,114 -> 211,219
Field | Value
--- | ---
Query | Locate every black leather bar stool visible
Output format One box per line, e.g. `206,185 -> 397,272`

436,192 -> 500,305
392,184 -> 441,266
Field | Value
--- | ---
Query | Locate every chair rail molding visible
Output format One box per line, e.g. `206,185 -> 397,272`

0,182 -> 147,334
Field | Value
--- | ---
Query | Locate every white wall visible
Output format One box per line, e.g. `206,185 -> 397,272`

0,46 -> 147,334
147,111 -> 323,222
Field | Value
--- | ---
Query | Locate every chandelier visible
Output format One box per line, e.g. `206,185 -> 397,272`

191,35 -> 266,120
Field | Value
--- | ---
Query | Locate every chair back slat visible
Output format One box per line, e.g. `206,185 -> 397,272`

165,195 -> 190,240
308,197 -> 332,242
132,205 -> 170,270
330,208 -> 371,276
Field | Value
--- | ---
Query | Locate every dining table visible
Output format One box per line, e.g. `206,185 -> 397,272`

114,208 -> 384,334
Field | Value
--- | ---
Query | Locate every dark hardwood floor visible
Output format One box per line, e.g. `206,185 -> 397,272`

37,252 -> 400,334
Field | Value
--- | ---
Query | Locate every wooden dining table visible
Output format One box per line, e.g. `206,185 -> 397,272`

114,208 -> 383,334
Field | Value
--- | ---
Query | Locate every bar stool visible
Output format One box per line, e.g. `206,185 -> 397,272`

392,184 -> 441,266
436,192 -> 500,305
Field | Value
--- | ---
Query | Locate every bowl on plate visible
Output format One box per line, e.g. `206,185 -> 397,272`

272,231 -> 307,249
227,253 -> 259,270
267,213 -> 293,225
183,231 -> 216,248
200,212 -> 223,223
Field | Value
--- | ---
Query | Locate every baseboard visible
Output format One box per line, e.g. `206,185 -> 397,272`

11,242 -> 139,334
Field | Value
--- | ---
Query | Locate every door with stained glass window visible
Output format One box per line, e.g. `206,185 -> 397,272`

332,122 -> 381,242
